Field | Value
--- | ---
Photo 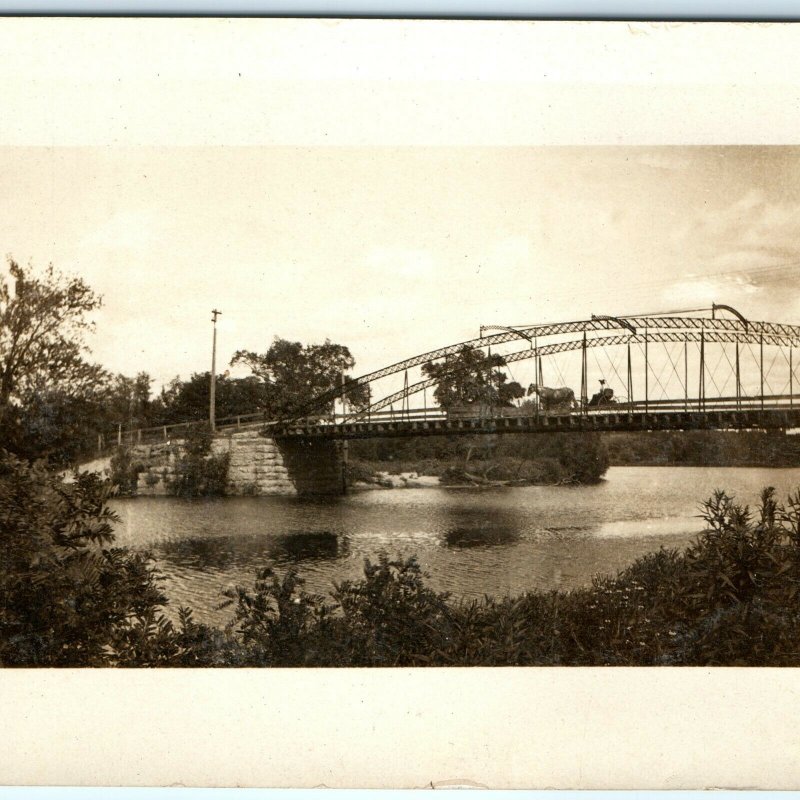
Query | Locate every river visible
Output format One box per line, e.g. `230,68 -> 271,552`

111,466 -> 800,626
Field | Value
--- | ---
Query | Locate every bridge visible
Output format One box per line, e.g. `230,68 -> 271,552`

269,304 -> 800,438
115,305 -> 800,494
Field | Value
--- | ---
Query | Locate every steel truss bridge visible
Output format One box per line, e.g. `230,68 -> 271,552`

116,305 -> 800,446
270,304 -> 800,440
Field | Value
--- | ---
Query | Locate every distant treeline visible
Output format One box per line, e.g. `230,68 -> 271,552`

604,430 -> 800,468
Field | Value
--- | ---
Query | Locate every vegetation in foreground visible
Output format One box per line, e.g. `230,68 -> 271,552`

3,447 -> 800,667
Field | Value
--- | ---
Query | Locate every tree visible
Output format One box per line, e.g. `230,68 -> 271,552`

4,387 -> 109,466
422,346 -> 525,409
104,371 -> 153,431
151,372 -> 268,425
0,260 -> 107,461
231,338 -> 370,419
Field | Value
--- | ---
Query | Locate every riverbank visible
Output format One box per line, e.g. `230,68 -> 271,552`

346,433 -> 610,488
348,462 -> 576,490
348,430 -> 800,482
188,492 -> 800,666
110,485 -> 800,666
7,446 -> 800,666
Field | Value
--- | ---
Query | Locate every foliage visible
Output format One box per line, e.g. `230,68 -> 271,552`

231,337 -> 370,420
331,555 -> 453,665
421,346 -> 525,409
167,424 -> 230,497
184,486 -> 800,667
2,389 -> 106,467
554,433 -> 610,483
0,450 -> 194,666
109,446 -> 146,496
103,372 -> 153,432
349,431 -> 610,485
5,456 -> 800,666
0,260 -> 110,463
0,259 -> 104,422
438,456 -> 563,486
604,430 -> 800,468
152,372 -> 267,426
222,567 -> 337,666
221,555 -> 451,667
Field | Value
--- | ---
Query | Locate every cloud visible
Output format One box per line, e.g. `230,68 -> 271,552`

672,189 -> 800,292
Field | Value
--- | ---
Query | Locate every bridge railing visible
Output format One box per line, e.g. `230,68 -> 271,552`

102,410 -> 270,451
99,393 -> 800,452
276,394 -> 800,430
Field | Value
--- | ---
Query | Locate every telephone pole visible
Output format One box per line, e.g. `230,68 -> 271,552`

210,309 -> 222,432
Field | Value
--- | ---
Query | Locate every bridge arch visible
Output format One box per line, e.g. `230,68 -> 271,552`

292,309 -> 800,422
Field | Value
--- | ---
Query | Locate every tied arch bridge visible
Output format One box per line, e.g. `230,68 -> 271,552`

119,305 -> 800,495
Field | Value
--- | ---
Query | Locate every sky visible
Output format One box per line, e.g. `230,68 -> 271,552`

2,145 -> 800,395
2,21 -> 800,400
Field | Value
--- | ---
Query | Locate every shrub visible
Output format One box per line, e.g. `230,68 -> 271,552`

167,424 -> 230,497
222,567 -> 338,666
0,450 -> 189,666
345,459 -> 378,484
212,487 -> 800,667
109,445 -> 145,496
331,555 -> 453,666
555,433 -> 610,483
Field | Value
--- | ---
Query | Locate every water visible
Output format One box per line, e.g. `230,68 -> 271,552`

111,466 -> 800,626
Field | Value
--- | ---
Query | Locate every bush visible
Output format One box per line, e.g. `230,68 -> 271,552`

109,445 -> 145,495
208,487 -> 800,667
168,424 -> 230,497
332,555 -> 453,666
345,459 -> 379,484
555,433 -> 610,483
222,567 -> 339,666
6,455 -> 800,666
0,450 -> 194,666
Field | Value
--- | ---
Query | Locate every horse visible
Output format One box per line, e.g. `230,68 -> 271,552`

527,383 -> 577,412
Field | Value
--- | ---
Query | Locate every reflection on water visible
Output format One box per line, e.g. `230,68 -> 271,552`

156,530 -> 347,571
271,530 -> 346,562
111,466 -> 800,626
443,524 -> 520,549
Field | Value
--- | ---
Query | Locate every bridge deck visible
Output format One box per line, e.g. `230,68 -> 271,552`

272,407 -> 800,440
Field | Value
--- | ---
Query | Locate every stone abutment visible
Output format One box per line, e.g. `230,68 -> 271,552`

134,431 -> 345,497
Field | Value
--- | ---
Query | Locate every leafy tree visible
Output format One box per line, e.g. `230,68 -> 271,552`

0,259 -> 104,427
0,260 -> 109,462
152,372 -> 268,425
422,346 -> 525,409
3,388 -> 109,466
231,337 -> 370,419
104,371 -> 153,431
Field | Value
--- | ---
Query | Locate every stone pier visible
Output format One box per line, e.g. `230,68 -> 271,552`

134,430 -> 345,497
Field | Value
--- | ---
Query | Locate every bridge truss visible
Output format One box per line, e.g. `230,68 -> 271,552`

275,304 -> 800,437
112,304 -> 800,447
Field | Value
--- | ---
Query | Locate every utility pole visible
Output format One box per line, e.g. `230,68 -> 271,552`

340,371 -> 349,494
210,309 -> 222,432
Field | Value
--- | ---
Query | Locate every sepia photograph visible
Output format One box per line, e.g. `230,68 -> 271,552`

6,144 -> 800,668
2,17 -> 800,789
